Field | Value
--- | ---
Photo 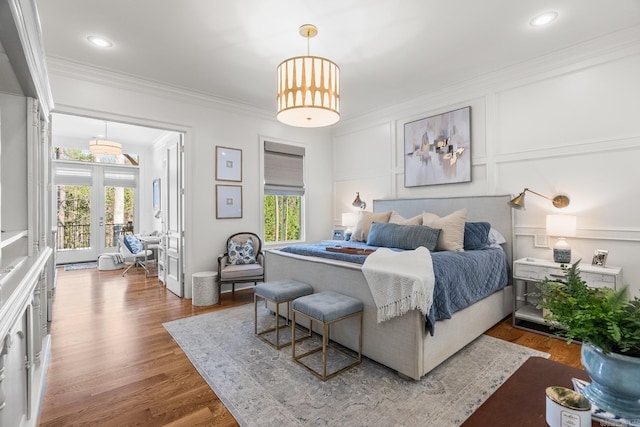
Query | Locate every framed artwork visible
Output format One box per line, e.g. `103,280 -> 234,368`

403,106 -> 471,187
592,249 -> 609,267
216,146 -> 242,182
216,185 -> 242,219
152,178 -> 161,211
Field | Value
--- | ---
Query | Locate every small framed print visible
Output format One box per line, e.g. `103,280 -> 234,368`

216,146 -> 242,182
332,229 -> 344,240
216,185 -> 242,219
592,249 -> 609,267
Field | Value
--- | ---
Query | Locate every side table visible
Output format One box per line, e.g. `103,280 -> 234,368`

192,271 -> 219,306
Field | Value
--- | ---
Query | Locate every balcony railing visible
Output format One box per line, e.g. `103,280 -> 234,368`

57,223 -> 125,251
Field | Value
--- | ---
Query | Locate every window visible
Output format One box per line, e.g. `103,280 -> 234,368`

263,141 -> 305,243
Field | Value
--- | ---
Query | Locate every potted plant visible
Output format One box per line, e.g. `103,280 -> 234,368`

536,261 -> 640,419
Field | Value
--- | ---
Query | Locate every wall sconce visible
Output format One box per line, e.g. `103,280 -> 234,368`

352,192 -> 366,209
546,214 -> 577,263
341,212 -> 357,241
508,188 -> 570,210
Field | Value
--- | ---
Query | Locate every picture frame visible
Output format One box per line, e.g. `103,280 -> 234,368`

152,178 -> 161,211
403,106 -> 471,187
592,249 -> 609,267
216,146 -> 242,182
332,229 -> 344,241
216,185 -> 242,219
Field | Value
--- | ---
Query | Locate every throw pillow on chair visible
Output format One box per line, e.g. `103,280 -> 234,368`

227,238 -> 256,265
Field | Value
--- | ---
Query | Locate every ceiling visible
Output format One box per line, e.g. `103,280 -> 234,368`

38,0 -> 640,141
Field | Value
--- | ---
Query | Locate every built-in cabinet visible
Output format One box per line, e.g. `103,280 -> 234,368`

0,0 -> 55,426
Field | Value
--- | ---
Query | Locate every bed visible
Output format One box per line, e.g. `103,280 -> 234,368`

264,195 -> 514,380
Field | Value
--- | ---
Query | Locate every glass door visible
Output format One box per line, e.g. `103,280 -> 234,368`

54,162 -> 138,264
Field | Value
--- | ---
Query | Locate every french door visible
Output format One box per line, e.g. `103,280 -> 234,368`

54,162 -> 138,264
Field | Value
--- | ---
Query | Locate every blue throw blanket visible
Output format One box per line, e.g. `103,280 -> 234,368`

279,242 -> 509,334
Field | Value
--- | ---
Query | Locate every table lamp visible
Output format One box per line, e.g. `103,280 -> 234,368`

342,212 -> 357,241
546,214 -> 577,263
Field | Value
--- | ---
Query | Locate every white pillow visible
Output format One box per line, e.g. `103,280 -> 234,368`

422,208 -> 467,251
488,228 -> 507,245
389,211 -> 422,225
350,211 -> 391,242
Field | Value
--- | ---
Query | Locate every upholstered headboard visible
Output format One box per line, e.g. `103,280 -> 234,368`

373,195 -> 514,271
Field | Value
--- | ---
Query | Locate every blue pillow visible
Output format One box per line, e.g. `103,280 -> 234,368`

123,235 -> 143,254
463,222 -> 491,250
228,238 -> 257,265
366,222 -> 441,251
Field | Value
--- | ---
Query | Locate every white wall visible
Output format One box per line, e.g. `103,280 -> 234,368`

332,29 -> 640,296
47,62 -> 333,297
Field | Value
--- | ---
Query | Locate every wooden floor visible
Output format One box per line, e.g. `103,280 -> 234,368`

38,267 -> 582,426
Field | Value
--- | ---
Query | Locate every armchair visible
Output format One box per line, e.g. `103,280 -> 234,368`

217,232 -> 265,299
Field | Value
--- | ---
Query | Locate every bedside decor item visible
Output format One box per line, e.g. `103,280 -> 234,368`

276,24 -> 340,128
592,249 -> 608,267
216,185 -> 242,219
537,262 -> 640,419
332,229 -> 344,240
215,146 -> 242,182
546,214 -> 577,263
508,188 -> 570,210
404,106 -> 471,187
341,212 -> 357,241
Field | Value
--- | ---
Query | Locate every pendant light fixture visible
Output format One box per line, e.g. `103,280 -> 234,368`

89,122 -> 122,156
277,24 -> 340,128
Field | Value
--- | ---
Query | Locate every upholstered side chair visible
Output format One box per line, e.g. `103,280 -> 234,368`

217,232 -> 265,300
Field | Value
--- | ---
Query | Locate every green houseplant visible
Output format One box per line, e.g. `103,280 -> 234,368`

536,261 -> 640,418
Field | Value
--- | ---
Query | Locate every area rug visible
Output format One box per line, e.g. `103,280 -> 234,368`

63,261 -> 98,271
164,304 -> 548,427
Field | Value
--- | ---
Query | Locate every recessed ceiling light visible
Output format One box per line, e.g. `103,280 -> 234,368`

530,11 -> 558,27
87,36 -> 113,48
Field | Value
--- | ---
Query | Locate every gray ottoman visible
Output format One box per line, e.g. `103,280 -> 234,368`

292,291 -> 363,381
254,280 -> 313,349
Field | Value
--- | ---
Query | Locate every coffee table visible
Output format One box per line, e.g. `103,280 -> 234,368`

462,356 -> 601,426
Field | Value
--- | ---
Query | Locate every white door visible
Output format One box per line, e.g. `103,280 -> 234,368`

164,135 -> 184,297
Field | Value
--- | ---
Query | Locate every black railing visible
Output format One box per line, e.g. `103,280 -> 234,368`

57,223 -> 126,250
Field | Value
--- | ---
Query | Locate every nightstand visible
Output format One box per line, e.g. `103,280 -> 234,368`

512,258 -> 622,334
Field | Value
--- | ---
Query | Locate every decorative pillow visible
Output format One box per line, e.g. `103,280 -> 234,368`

463,222 -> 491,250
422,208 -> 467,251
367,222 -> 441,251
123,235 -> 143,254
488,228 -> 507,245
388,211 -> 423,225
227,238 -> 257,265
349,211 -> 391,242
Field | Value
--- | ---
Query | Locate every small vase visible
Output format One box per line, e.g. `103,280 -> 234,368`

581,343 -> 640,419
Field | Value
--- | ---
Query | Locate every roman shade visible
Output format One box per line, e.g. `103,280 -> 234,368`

264,141 -> 305,196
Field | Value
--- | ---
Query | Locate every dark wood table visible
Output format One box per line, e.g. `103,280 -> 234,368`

462,356 -> 601,426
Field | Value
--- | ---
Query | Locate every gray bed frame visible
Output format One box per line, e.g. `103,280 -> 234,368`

265,195 -> 514,380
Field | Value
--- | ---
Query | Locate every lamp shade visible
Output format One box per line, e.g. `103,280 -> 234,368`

546,215 -> 577,237
89,139 -> 122,155
341,212 -> 357,227
277,56 -> 340,127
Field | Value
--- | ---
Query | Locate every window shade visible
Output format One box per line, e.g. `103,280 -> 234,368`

264,141 -> 305,196
53,164 -> 93,186
103,168 -> 138,187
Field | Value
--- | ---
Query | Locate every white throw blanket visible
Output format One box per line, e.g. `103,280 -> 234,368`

362,247 -> 435,323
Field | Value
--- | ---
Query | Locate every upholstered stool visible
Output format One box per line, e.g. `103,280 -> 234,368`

254,280 -> 313,349
98,253 -> 124,271
292,291 -> 363,381
192,271 -> 219,306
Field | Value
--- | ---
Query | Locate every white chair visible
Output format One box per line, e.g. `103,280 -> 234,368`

118,234 -> 153,276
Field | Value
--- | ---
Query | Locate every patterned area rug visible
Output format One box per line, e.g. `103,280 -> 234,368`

164,304 -> 548,427
63,261 -> 98,271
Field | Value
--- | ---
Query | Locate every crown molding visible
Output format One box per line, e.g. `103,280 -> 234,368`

335,25 -> 640,133
46,57 -> 277,122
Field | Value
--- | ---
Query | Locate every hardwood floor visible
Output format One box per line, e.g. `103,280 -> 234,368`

38,267 -> 582,426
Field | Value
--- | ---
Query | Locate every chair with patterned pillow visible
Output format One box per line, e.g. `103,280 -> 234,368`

118,234 -> 153,277
217,232 -> 265,300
